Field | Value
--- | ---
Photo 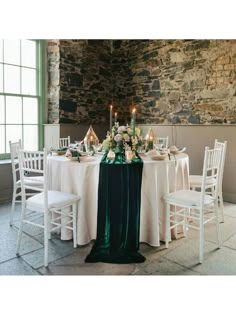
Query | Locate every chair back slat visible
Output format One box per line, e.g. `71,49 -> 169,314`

17,149 -> 47,200
9,140 -> 22,183
201,147 -> 222,203
214,139 -> 227,188
59,136 -> 70,148
156,136 -> 168,148
20,150 -> 45,175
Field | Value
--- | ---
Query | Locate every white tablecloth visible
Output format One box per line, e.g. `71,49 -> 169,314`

48,153 -> 189,247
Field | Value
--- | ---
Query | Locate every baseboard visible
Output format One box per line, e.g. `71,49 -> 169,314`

0,188 -> 12,204
223,192 -> 236,204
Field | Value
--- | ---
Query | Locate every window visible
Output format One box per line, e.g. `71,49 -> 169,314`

0,39 -> 45,159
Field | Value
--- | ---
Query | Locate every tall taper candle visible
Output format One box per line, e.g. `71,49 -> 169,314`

132,107 -> 136,138
110,104 -> 113,132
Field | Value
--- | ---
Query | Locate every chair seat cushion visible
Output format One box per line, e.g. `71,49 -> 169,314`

189,175 -> 216,187
26,190 -> 81,212
17,176 -> 44,187
164,189 -> 214,207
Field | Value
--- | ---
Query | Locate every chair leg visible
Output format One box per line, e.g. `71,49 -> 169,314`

173,206 -> 178,238
219,192 -> 224,223
183,208 -> 187,237
10,186 -> 17,226
165,204 -> 170,248
214,203 -> 221,249
48,211 -> 52,240
188,186 -> 196,221
72,203 -> 77,248
44,212 -> 49,267
16,202 -> 25,254
199,210 -> 204,264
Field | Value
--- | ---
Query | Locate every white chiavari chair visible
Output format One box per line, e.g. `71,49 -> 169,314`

164,146 -> 222,263
189,140 -> 227,222
16,148 -> 81,267
9,140 -> 44,226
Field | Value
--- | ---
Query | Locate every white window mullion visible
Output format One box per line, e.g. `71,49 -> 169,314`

0,39 -> 41,157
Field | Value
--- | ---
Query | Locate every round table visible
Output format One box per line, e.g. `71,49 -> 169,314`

48,153 -> 189,246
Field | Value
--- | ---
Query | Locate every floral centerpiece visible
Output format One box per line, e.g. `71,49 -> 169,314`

102,122 -> 143,155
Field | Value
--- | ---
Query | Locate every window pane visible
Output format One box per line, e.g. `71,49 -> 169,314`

4,65 -> 20,94
22,68 -> 36,95
23,125 -> 38,150
6,125 -> 22,153
0,125 -> 5,153
4,40 -> 20,65
6,96 -> 22,124
23,97 -> 38,124
0,40 -> 3,62
0,95 -> 4,123
21,40 -> 36,68
0,64 -> 3,92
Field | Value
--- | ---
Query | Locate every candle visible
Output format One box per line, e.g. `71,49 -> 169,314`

89,135 -> 94,151
114,112 -> 117,123
132,107 -> 136,138
149,136 -> 153,150
110,104 -> 113,132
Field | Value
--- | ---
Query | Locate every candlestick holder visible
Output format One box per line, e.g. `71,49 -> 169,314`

131,137 -> 137,159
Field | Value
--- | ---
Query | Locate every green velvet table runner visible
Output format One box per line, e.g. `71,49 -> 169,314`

85,151 -> 146,264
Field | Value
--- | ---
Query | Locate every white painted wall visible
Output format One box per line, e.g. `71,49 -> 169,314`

139,124 -> 236,203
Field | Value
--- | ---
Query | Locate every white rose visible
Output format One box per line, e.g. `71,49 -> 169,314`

118,126 -> 126,133
114,134 -> 122,142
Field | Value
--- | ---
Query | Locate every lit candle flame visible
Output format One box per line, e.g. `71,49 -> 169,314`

132,108 -> 136,114
110,104 -> 113,110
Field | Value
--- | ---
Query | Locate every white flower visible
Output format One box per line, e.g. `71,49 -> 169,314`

118,126 -> 126,133
132,137 -> 138,145
102,138 -> 110,151
135,127 -> 141,137
114,134 -> 122,142
124,143 -> 131,151
123,134 -> 130,142
127,128 -> 133,135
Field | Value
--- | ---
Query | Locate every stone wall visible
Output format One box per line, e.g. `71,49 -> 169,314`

59,40 -> 113,124
47,40 -> 236,125
47,40 -> 113,125
47,39 -> 60,124
112,40 -> 236,124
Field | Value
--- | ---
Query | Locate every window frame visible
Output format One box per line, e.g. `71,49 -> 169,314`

0,39 -> 46,160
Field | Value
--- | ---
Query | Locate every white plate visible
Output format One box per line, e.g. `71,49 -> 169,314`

151,155 -> 168,161
170,147 -> 186,155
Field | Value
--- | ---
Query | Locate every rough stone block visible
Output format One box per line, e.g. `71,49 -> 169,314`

224,64 -> 235,70
169,91 -> 180,101
188,114 -> 200,124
